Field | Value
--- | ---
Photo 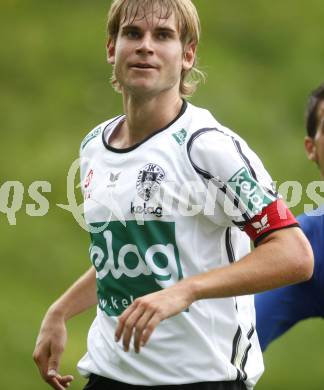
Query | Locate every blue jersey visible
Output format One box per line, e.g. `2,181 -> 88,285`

298,207 -> 324,295
255,206 -> 324,351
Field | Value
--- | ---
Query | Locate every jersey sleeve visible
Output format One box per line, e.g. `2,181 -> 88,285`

79,121 -> 108,193
187,128 -> 298,244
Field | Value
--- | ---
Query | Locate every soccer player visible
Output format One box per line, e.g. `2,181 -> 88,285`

33,1 -> 313,389
255,83 -> 324,351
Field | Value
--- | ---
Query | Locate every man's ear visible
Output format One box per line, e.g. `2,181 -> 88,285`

107,38 -> 116,65
182,41 -> 197,71
304,136 -> 317,162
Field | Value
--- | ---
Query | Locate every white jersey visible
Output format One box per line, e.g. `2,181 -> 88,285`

77,101 -> 277,388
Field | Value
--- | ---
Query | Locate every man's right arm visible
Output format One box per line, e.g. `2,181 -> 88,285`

33,266 -> 97,390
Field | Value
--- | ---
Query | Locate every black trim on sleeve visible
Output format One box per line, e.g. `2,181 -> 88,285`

231,137 -> 280,202
102,100 -> 188,153
225,228 -> 235,264
187,128 -> 251,223
186,127 -> 217,179
233,220 -> 247,229
266,187 -> 279,198
232,139 -> 257,181
233,138 -> 279,199
254,223 -> 300,247
188,126 -> 263,187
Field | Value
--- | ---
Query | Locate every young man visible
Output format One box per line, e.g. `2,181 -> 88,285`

255,83 -> 324,351
33,1 -> 313,389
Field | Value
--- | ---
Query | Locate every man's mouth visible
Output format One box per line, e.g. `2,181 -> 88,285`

131,63 -> 156,69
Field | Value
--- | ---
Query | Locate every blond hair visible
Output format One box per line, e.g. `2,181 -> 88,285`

107,0 -> 205,97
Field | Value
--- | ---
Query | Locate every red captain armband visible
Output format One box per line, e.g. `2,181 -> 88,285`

244,199 -> 300,246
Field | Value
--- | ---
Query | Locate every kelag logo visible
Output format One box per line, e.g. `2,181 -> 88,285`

228,167 -> 273,213
89,220 -> 183,316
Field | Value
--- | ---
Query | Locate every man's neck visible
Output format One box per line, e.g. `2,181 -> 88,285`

110,91 -> 183,149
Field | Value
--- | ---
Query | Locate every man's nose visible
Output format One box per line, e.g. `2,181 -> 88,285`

135,33 -> 154,55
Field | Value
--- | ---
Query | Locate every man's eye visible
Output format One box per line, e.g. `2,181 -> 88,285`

126,30 -> 139,39
157,32 -> 169,40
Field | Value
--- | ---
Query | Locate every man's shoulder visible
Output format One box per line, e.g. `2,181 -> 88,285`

185,102 -> 247,151
80,115 -> 122,152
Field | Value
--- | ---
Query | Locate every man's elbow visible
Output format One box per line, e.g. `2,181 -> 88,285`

290,233 -> 314,283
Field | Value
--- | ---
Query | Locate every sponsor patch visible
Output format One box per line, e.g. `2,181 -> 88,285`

172,129 -> 187,145
228,167 -> 273,214
89,220 -> 183,316
131,202 -> 163,218
81,127 -> 102,150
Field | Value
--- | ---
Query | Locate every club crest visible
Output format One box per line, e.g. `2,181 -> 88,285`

136,163 -> 166,201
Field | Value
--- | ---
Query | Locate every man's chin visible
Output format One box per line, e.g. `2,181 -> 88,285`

123,82 -> 161,97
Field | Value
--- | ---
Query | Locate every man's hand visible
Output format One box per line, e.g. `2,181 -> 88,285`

33,310 -> 74,390
33,268 -> 97,388
115,283 -> 194,354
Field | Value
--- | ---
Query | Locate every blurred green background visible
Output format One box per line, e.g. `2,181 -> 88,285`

1,0 -> 324,389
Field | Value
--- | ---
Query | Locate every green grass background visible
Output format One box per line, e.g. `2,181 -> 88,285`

1,1 -> 324,389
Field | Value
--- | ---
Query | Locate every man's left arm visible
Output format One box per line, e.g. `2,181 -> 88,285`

115,226 -> 313,353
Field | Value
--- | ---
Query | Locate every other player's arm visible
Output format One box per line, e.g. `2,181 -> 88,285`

33,266 -> 97,390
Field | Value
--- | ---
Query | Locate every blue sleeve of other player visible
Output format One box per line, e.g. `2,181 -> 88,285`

255,281 -> 319,351
255,208 -> 324,351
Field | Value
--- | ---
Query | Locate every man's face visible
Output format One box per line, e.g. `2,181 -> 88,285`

107,8 -> 195,98
305,100 -> 324,178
